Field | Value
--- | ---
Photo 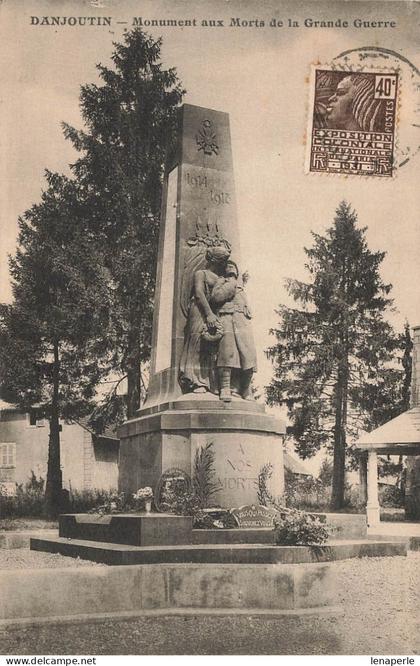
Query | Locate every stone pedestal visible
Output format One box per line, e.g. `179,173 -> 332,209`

119,393 -> 285,508
59,513 -> 192,546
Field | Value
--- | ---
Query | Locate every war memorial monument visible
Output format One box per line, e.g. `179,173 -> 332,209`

26,105 -> 408,621
118,103 -> 285,508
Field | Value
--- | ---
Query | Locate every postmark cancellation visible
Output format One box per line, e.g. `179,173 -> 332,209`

306,66 -> 399,177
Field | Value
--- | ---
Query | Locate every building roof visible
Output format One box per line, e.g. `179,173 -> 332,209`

0,399 -> 17,410
76,417 -> 119,442
0,400 -> 119,443
284,451 -> 312,476
355,407 -> 420,455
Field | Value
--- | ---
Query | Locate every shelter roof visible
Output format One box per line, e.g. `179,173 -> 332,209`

355,407 -> 420,455
0,399 -> 17,411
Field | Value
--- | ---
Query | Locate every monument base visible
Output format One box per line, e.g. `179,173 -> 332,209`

118,394 -> 286,508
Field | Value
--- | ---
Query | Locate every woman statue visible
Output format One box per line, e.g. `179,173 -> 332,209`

179,245 -> 231,394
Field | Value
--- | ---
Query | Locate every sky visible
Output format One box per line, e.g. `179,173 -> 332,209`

1,0 -> 419,401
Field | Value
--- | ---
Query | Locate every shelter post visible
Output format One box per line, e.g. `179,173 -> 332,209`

366,449 -> 380,527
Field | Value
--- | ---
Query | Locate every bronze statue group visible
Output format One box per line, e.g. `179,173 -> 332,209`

179,245 -> 257,402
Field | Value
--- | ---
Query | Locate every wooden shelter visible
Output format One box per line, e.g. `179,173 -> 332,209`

355,326 -> 420,526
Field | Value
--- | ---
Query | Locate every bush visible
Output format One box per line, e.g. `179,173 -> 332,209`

284,470 -> 331,511
379,484 -> 404,508
284,463 -> 365,513
0,472 -> 45,518
0,474 -> 130,518
69,489 -> 125,514
318,459 -> 333,487
273,508 -> 329,545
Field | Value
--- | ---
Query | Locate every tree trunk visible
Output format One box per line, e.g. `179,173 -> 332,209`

331,415 -> 346,509
359,452 -> 368,505
405,456 -> 420,520
331,360 -> 348,510
331,272 -> 350,510
44,340 -> 62,519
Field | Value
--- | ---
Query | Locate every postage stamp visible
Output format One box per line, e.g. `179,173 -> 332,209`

305,66 -> 399,177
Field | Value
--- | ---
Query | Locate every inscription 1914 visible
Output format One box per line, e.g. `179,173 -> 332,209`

184,172 -> 231,205
185,172 -> 208,188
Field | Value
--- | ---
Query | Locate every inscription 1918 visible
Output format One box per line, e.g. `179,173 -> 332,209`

184,172 -> 231,205
211,190 -> 231,205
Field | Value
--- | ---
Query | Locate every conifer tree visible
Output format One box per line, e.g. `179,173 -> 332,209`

62,28 -> 184,418
352,322 -> 412,433
266,201 -> 401,509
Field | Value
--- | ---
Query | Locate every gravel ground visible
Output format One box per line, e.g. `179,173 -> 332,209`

0,549 -> 103,569
1,552 -> 419,655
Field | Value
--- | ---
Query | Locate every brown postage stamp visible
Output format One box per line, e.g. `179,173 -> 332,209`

306,67 -> 399,177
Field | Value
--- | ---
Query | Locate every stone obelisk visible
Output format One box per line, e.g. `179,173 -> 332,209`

118,104 -> 285,507
146,104 -> 241,407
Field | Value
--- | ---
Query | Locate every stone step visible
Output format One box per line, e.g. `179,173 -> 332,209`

59,513 -> 192,546
193,528 -> 275,544
313,512 -> 367,539
30,536 -> 407,566
367,534 -> 420,549
58,512 -> 367,548
193,513 -> 367,544
0,530 -> 57,549
0,560 -> 338,622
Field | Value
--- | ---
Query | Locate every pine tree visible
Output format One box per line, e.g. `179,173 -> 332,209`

352,322 -> 412,488
62,28 -> 184,419
266,201 -> 400,509
0,172 -> 113,517
352,322 -> 412,433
